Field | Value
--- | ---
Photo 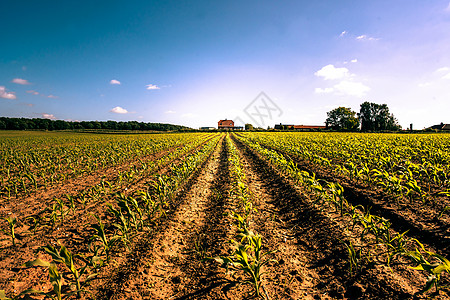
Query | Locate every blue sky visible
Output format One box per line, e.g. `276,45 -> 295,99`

1,1 -> 450,129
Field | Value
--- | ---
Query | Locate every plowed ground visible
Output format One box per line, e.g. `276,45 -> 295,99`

1,133 -> 449,299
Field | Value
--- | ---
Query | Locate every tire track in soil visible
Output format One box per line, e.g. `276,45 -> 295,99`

259,144 -> 450,256
0,143 -> 185,218
0,137 -> 216,295
231,137 -> 321,300
232,135 -> 416,300
94,136 -> 234,300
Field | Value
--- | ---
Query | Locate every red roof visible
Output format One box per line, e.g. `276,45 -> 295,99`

293,125 -> 326,129
218,120 -> 234,127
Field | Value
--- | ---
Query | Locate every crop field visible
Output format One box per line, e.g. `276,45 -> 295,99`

1,131 -> 449,299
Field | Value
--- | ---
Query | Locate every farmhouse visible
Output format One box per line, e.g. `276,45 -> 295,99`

218,119 -> 243,130
274,123 -> 327,131
430,123 -> 450,131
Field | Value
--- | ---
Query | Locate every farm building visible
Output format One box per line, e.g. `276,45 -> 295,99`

430,123 -> 450,131
274,123 -> 327,131
218,119 -> 243,130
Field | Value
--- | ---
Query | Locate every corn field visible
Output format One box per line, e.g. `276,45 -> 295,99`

0,130 -> 449,299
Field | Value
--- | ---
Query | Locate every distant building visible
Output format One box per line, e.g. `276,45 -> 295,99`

274,123 -> 327,131
218,119 -> 234,129
218,119 -> 243,130
430,123 -> 450,131
199,127 -> 215,130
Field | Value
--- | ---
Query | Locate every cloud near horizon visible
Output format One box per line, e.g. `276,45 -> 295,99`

110,79 -> 121,85
315,64 -> 370,97
314,64 -> 350,80
0,86 -> 17,99
110,106 -> 129,114
26,90 -> 39,95
356,34 -> 379,41
146,84 -> 160,90
12,78 -> 31,85
42,113 -> 56,120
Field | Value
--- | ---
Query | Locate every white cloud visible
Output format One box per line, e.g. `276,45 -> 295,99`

110,79 -> 121,85
146,84 -> 160,90
26,90 -> 39,95
315,64 -> 350,80
315,87 -> 334,94
182,113 -> 197,118
47,95 -> 58,99
436,67 -> 450,72
110,106 -> 129,114
42,113 -> 56,120
339,31 -> 347,37
316,81 -> 370,98
333,80 -> 370,97
165,110 -> 176,114
12,78 -> 31,85
351,59 -> 358,63
442,73 -> 450,80
418,82 -> 432,87
356,35 -> 379,41
0,86 -> 17,99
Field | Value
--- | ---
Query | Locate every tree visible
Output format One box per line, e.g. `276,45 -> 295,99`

325,107 -> 359,131
358,101 -> 401,131
245,123 -> 254,130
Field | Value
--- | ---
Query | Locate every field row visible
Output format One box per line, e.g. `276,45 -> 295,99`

0,131 -> 449,299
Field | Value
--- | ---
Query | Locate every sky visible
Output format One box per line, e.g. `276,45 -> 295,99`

1,0 -> 450,129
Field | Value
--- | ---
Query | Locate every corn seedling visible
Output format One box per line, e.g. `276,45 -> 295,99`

1,217 -> 17,246
407,240 -> 450,293
90,214 -> 117,262
212,230 -> 276,297
24,258 -> 63,300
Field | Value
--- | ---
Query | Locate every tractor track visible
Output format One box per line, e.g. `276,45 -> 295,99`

93,135 -> 232,299
0,136 -> 217,296
257,143 -> 450,256
232,134 -> 426,299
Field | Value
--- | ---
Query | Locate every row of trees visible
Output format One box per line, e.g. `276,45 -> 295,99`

0,117 -> 190,131
326,101 -> 401,132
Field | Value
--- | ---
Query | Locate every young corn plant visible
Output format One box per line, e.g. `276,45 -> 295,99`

106,203 -> 132,250
407,240 -> 450,293
24,244 -> 97,299
23,258 -> 63,300
90,214 -> 117,262
212,230 -> 276,297
1,216 -> 17,247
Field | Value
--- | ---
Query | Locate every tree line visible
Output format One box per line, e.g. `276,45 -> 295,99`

326,101 -> 401,132
0,117 -> 190,131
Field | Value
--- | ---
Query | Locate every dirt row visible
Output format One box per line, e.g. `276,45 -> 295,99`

0,136 -> 217,296
92,134 -> 232,299
2,132 -> 448,299
255,142 -> 450,256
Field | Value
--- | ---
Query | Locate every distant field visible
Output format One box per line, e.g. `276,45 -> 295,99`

1,131 -> 449,299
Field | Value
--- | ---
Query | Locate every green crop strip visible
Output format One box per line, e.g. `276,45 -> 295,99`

235,133 -> 450,294
209,134 -> 275,298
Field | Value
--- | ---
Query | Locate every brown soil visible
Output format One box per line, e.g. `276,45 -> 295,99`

1,133 -> 449,299
260,143 -> 450,256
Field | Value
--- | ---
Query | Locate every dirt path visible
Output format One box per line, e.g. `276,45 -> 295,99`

259,143 -> 450,256
0,143 -> 184,219
0,137 -> 217,296
232,134 -> 428,299
94,135 -> 234,299
231,137 -> 321,299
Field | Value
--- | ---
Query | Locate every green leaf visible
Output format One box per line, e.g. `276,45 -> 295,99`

24,258 -> 52,268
